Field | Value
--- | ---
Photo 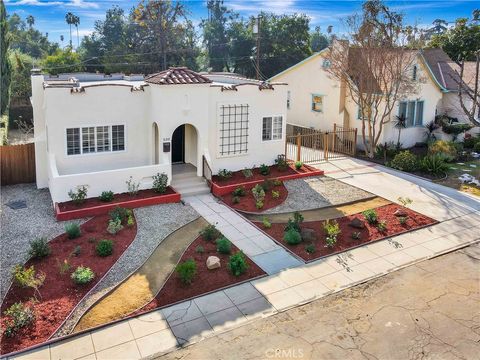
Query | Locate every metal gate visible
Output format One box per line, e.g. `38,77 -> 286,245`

285,124 -> 357,163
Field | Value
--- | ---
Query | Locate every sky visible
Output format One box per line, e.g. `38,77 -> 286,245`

4,0 -> 480,45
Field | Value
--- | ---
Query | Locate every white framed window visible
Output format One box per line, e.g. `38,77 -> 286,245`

262,116 -> 283,141
218,104 -> 249,156
399,100 -> 424,127
66,125 -> 125,156
311,94 -> 323,112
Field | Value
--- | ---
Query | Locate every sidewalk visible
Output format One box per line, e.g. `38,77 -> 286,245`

9,161 -> 480,360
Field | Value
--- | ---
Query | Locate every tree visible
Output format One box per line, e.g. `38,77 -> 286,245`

42,48 -> 84,75
65,12 -> 75,47
452,51 -> 480,126
60,34 -> 64,47
26,15 -> 34,28
310,26 -> 329,52
9,51 -> 35,101
73,14 -> 80,49
1,1 -> 11,116
325,0 -> 419,158
393,113 -> 407,149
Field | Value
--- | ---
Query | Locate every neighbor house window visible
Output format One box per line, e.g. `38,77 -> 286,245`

311,94 -> 323,112
357,105 -> 374,120
399,100 -> 424,126
287,91 -> 291,109
412,65 -> 418,80
219,104 -> 249,156
262,116 -> 283,141
322,59 -> 331,68
66,125 -> 125,155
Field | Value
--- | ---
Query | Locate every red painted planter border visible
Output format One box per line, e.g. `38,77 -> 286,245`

55,187 -> 181,221
211,169 -> 324,196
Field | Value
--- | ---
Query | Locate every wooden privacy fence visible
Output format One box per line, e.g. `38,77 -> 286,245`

285,124 -> 357,163
1,143 -> 36,185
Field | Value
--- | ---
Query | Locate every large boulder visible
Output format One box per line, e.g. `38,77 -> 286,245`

206,256 -> 221,270
394,208 -> 408,217
349,217 -> 365,229
301,228 -> 317,242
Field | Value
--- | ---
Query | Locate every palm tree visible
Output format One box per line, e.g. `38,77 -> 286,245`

65,12 -> 75,48
393,114 -> 407,150
73,15 -> 80,49
60,34 -> 64,47
26,15 -> 34,28
424,120 -> 440,143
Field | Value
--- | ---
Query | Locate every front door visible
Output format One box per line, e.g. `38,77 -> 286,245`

171,125 -> 185,163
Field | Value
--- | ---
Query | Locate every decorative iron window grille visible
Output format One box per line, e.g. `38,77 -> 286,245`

219,104 -> 249,156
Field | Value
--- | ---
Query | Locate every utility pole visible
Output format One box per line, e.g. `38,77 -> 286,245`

253,15 -> 261,80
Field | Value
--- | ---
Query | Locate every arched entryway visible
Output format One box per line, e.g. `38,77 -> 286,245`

171,123 -> 198,168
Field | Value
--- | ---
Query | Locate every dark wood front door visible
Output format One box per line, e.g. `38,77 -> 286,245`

171,125 -> 185,163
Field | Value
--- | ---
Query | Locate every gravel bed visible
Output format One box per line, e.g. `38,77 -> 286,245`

0,184 -> 87,302
263,176 -> 374,214
53,202 -> 199,338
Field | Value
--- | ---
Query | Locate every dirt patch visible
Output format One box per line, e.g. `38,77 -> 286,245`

221,182 -> 288,213
58,187 -> 177,212
0,215 -> 137,355
254,204 -> 436,262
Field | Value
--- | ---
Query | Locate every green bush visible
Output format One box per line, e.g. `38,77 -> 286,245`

232,196 -> 240,204
259,164 -> 270,175
12,265 -> 45,292
127,212 -> 135,227
152,172 -> 168,193
375,142 -> 399,159
99,191 -> 114,202
195,245 -> 205,253
362,209 -> 378,224
28,238 -> 51,259
3,302 -> 35,338
398,216 -> 408,225
71,245 -> 81,257
176,259 -> 197,284
275,155 -> 288,171
323,220 -> 341,247
305,243 -> 316,254
228,251 -> 248,276
252,184 -> 265,203
218,169 -> 233,180
65,223 -> 81,239
284,212 -> 304,232
463,136 -> 477,149
96,239 -> 114,257
199,224 -> 221,241
68,185 -> 88,205
260,179 -> 274,192
262,216 -> 272,229
272,190 -> 280,199
284,228 -> 302,245
216,237 -> 232,254
377,220 -> 388,233
295,161 -> 303,170
242,168 -> 253,178
273,179 -> 282,186
428,140 -> 458,162
419,154 -> 449,175
255,200 -> 264,209
107,218 -> 123,235
71,266 -> 95,285
390,151 -> 418,172
474,142 -> 480,152
109,206 -> 128,223
232,187 -> 246,197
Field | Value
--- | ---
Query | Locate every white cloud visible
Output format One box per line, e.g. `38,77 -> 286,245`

68,0 -> 99,9
5,0 -> 99,9
6,0 -> 63,6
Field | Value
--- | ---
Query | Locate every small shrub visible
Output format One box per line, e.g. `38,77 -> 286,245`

262,216 -> 272,229
419,154 -> 449,175
232,186 -> 246,197
351,231 -> 361,240
68,185 -> 88,205
126,176 -> 140,196
57,259 -> 71,275
463,136 -> 477,149
232,196 -> 240,204
71,245 -> 81,257
28,238 -> 51,259
362,209 -> 378,224
195,245 -> 205,254
398,216 -> 408,225
65,223 -> 81,239
218,169 -> 233,180
242,168 -> 253,178
375,141 -> 399,159
377,220 -> 388,233
284,228 -> 302,245
107,218 -> 123,235
428,140 -> 458,162
323,220 -> 341,247
390,151 -> 418,172
152,172 -> 168,193
285,212 -> 304,232
228,251 -> 248,276
275,155 -> 288,171
127,212 -> 135,227
99,191 -> 114,202
305,243 -> 316,254
474,142 -> 480,152
295,161 -> 303,170
252,184 -> 265,203
273,179 -> 282,186
12,265 -> 45,299
261,179 -> 274,192
3,302 -> 35,338
272,190 -> 280,199
109,206 -> 128,223
259,164 -> 270,176
216,237 -> 232,254
71,266 -> 95,285
96,239 -> 114,257
255,200 -> 264,209
199,224 -> 221,241
176,259 -> 196,284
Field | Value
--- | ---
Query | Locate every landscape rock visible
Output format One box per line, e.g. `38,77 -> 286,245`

394,208 -> 408,217
206,256 -> 221,270
301,228 -> 317,242
349,217 -> 365,229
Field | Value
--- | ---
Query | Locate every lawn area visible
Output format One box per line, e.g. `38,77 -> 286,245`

437,159 -> 480,197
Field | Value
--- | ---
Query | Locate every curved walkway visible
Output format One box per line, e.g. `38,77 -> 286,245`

74,217 -> 208,332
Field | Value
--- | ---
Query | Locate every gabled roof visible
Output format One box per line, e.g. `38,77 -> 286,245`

145,67 -> 212,85
269,48 -> 328,81
420,48 -> 457,91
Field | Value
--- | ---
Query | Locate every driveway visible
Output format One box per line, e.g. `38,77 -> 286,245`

158,244 -> 480,360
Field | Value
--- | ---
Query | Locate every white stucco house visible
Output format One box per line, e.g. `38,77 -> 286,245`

270,47 -> 478,148
31,67 -> 287,203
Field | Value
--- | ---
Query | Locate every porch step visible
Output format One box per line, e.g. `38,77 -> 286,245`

172,175 -> 211,197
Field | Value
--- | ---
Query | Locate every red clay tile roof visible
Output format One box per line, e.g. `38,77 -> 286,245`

145,67 -> 212,85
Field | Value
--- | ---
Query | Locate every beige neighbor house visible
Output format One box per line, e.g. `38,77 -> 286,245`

31,67 -> 288,203
270,47 -> 479,149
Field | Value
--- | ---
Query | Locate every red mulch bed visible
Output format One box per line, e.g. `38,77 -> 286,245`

254,204 -> 437,262
212,163 -> 316,187
0,215 -> 137,355
137,235 -> 265,313
221,182 -> 288,213
58,187 -> 176,212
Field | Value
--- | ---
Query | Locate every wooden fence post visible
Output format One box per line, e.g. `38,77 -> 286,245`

333,124 -> 337,154
296,133 -> 301,162
324,132 -> 329,161
353,128 -> 358,155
